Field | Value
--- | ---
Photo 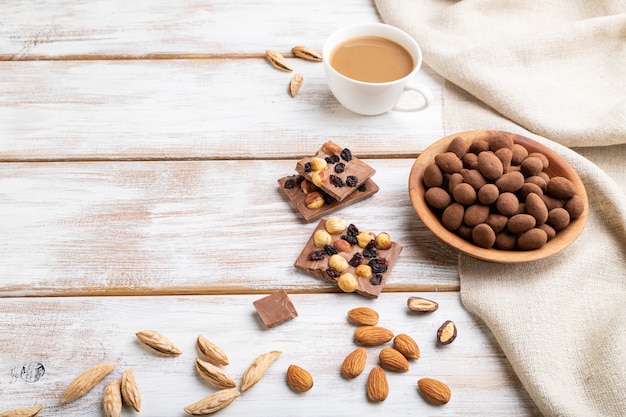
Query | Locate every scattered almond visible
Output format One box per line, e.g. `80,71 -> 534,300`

437,320 -> 457,345
60,363 -> 115,404
240,350 -> 282,392
366,366 -> 389,402
0,405 -> 43,417
347,307 -> 379,326
393,333 -> 420,360
418,378 -> 451,405
184,389 -> 240,415
197,335 -> 230,366
378,347 -> 409,373
265,49 -> 292,72
196,358 -> 237,389
102,379 -> 122,417
354,325 -> 394,346
120,369 -> 141,412
291,46 -> 323,62
288,74 -> 304,98
407,296 -> 439,313
286,364 -> 314,392
135,330 -> 182,356
341,347 -> 367,378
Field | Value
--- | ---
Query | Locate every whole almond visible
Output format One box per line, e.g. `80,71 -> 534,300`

286,364 -> 314,392
60,364 -> 115,404
347,307 -> 379,326
135,330 -> 182,356
393,333 -> 420,360
120,369 -> 141,412
240,350 -> 282,392
195,358 -> 237,389
378,347 -> 409,372
437,320 -> 458,345
0,405 -> 43,417
418,378 -> 451,405
184,389 -> 240,415
354,326 -> 394,346
196,335 -> 230,366
366,366 -> 389,402
341,347 -> 366,378
407,296 -> 439,313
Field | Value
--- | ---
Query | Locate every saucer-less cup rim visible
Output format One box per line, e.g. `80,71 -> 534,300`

322,22 -> 423,86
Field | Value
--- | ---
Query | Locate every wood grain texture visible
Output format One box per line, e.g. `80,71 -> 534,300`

0,293 -> 541,416
0,159 -> 458,297
0,59 -> 443,161
0,0 -> 380,60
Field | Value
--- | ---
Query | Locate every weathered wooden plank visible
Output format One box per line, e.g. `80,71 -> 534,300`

0,159 -> 458,297
0,0 -> 380,59
0,59 -> 444,161
0,293 -> 541,416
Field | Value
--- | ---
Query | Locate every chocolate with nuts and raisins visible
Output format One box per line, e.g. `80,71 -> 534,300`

295,141 -> 376,202
278,174 -> 379,222
294,218 -> 402,298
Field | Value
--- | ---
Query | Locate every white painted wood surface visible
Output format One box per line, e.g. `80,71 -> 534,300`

0,0 -> 542,415
0,293 -> 541,416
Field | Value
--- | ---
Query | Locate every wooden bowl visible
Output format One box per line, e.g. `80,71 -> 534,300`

408,130 -> 588,263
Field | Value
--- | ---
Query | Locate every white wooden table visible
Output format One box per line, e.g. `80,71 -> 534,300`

0,1 -> 542,415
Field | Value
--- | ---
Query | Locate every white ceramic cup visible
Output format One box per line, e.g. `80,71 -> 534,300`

323,23 -> 433,116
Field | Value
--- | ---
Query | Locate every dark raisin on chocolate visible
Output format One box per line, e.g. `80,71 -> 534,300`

362,242 -> 377,258
323,193 -> 335,205
296,175 -> 305,184
348,252 -> 363,267
346,175 -> 358,187
346,224 -> 359,237
342,234 -> 357,245
357,183 -> 367,192
370,274 -> 383,285
341,148 -> 352,162
308,250 -> 325,261
334,162 -> 346,174
324,244 -> 338,256
329,174 -> 345,188
326,267 -> 341,280
369,257 -> 388,274
304,162 -> 312,173
284,179 -> 296,189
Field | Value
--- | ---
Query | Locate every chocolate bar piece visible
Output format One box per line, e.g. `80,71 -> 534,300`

295,142 -> 376,202
278,175 -> 379,222
253,289 -> 298,328
294,218 -> 403,298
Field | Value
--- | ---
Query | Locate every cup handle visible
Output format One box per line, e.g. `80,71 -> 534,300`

393,82 -> 433,112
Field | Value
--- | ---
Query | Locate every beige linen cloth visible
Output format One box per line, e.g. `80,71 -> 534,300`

375,1 -> 626,416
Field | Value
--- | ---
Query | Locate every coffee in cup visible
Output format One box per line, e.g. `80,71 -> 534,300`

323,23 -> 432,116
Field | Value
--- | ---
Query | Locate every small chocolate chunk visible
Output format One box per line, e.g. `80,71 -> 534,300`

253,290 -> 298,328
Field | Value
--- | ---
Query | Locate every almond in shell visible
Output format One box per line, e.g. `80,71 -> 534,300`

0,405 -> 43,417
354,325 -> 393,346
195,358 -> 237,389
102,379 -> 122,417
240,350 -> 282,392
418,378 -> 451,405
184,389 -> 240,415
135,330 -> 182,356
121,369 -> 141,412
60,363 -> 115,404
196,335 -> 229,366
